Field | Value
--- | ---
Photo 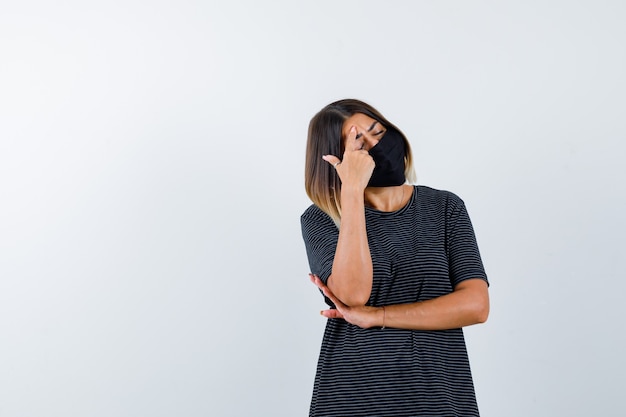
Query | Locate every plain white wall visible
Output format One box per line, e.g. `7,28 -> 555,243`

1,1 -> 625,416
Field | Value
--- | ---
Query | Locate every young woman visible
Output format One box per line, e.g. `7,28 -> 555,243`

301,99 -> 490,416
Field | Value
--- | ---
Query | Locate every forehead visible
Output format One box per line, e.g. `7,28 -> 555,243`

341,113 -> 380,137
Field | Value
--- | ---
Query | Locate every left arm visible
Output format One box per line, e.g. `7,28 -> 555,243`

310,274 -> 489,330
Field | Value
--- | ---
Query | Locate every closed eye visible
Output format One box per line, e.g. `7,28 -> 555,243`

355,130 -> 384,140
355,122 -> 385,140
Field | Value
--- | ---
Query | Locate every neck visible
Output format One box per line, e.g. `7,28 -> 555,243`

364,184 -> 409,212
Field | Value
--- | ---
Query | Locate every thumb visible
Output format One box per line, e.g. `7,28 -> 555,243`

320,309 -> 343,319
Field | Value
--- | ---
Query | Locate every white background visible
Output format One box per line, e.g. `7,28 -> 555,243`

1,1 -> 625,416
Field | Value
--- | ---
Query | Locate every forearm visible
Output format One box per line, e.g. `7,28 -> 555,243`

329,186 -> 373,306
381,279 -> 489,330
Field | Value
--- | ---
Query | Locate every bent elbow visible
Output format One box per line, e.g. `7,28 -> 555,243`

472,284 -> 490,324
327,274 -> 372,307
476,308 -> 489,324
341,292 -> 370,307
474,300 -> 490,324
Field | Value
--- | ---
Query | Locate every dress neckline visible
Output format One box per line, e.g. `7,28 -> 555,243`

365,185 -> 416,216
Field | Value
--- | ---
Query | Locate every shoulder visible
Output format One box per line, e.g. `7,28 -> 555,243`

415,185 -> 465,208
301,204 -> 326,221
300,204 -> 336,228
300,204 -> 339,244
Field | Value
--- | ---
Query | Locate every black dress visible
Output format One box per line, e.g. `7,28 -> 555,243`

301,186 -> 489,417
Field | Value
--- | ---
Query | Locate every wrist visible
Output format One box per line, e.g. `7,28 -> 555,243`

341,184 -> 366,198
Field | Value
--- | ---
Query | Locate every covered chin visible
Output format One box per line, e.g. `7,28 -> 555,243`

367,171 -> 405,187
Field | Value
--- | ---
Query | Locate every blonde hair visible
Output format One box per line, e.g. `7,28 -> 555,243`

305,99 -> 416,225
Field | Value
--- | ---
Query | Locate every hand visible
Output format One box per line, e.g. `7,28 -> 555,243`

309,273 -> 383,329
322,126 -> 375,191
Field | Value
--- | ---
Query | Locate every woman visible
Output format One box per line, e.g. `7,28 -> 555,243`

301,99 -> 490,416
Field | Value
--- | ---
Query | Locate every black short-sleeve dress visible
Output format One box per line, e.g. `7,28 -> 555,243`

300,185 -> 489,417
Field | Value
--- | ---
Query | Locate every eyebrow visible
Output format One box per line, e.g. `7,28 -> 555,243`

367,121 -> 378,132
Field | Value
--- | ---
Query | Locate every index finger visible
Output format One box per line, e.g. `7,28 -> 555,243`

345,126 -> 363,152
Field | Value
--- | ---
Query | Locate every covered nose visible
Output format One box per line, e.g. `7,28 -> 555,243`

365,136 -> 382,152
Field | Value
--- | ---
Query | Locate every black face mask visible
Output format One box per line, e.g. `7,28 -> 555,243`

367,127 -> 407,187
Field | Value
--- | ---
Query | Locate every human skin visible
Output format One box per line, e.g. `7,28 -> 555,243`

315,113 -> 489,328
310,274 -> 489,330
321,113 -> 415,306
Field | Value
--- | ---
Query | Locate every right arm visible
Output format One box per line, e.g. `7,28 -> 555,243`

321,127 -> 374,306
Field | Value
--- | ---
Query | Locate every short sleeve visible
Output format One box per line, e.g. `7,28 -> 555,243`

300,205 -> 339,286
445,194 -> 489,288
